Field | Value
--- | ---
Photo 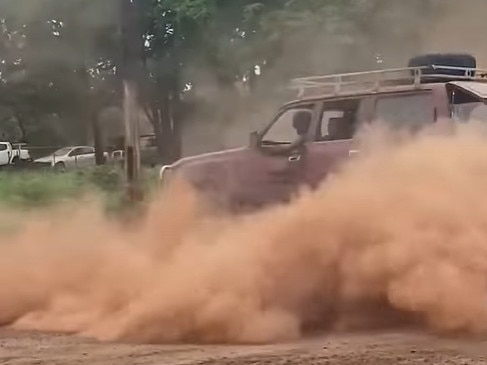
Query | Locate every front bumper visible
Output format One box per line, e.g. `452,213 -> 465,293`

32,161 -> 54,169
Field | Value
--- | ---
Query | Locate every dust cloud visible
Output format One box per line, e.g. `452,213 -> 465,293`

3,123 -> 487,344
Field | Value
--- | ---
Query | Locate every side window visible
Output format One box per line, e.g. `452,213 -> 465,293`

375,92 -> 435,130
80,147 -> 95,155
318,110 -> 356,141
466,103 -> 487,122
0,144 -> 8,152
69,148 -> 81,157
316,99 -> 361,141
261,106 -> 314,145
449,86 -> 487,123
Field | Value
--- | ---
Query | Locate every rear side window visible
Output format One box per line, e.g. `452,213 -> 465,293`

69,148 -> 81,156
80,147 -> 94,155
375,93 -> 435,130
0,144 -> 7,151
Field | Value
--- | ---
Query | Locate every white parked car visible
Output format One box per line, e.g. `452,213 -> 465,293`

34,146 -> 107,170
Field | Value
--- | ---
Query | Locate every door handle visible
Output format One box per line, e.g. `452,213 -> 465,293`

349,150 -> 360,157
288,154 -> 301,162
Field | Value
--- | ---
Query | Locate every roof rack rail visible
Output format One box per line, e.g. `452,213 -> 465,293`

289,65 -> 487,99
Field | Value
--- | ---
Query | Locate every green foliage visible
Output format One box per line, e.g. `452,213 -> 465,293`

82,165 -> 124,192
0,0 -> 120,144
0,165 -> 159,212
0,170 -> 86,207
87,165 -> 160,218
0,0 -> 443,148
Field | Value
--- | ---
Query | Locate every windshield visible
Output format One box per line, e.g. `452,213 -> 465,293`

452,102 -> 487,123
53,147 -> 72,156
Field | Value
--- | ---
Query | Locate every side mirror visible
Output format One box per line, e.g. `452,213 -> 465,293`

249,131 -> 260,149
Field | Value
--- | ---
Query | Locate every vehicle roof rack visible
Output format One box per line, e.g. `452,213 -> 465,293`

289,65 -> 487,99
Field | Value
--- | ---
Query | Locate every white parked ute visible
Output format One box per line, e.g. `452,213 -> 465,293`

0,141 -> 31,166
11,143 -> 32,163
0,142 -> 13,167
34,146 -> 107,170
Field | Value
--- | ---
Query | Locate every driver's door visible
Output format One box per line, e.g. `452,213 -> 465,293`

231,102 -> 321,208
76,147 -> 96,167
67,148 -> 82,168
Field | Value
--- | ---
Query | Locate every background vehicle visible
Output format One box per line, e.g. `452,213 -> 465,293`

109,149 -> 125,167
111,149 -> 124,160
139,134 -> 159,167
0,142 -> 13,167
34,146 -> 108,170
10,143 -> 32,164
107,134 -> 159,168
0,142 -> 32,167
160,53 -> 487,211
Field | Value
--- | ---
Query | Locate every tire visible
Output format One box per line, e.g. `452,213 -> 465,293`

54,162 -> 66,172
11,156 -> 19,165
408,53 -> 477,79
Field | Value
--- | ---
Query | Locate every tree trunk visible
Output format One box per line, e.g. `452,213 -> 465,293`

91,111 -> 105,165
120,0 -> 146,201
150,102 -> 165,160
14,111 -> 27,142
160,94 -> 174,165
146,88 -> 179,165
170,90 -> 182,161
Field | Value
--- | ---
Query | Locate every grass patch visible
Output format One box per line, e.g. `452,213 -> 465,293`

0,170 -> 86,208
0,165 -> 159,211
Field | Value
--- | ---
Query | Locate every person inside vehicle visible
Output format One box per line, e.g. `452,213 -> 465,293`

266,109 -> 312,155
293,109 -> 312,136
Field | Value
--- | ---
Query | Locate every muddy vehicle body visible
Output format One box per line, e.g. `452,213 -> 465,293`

160,54 -> 487,210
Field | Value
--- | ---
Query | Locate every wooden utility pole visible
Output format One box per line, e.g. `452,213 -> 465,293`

120,0 -> 143,201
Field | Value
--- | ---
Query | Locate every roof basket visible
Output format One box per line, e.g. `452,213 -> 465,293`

290,65 -> 487,99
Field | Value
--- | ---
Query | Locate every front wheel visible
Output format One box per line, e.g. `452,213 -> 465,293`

54,162 -> 66,172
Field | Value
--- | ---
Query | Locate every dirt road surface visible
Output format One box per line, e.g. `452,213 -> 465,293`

2,329 -> 487,365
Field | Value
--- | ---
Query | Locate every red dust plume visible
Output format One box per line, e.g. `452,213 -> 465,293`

1,124 -> 487,344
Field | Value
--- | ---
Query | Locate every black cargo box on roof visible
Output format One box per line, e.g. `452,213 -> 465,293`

408,53 -> 477,82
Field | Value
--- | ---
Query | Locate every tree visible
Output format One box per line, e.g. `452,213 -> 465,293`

0,0 -> 120,152
0,0 -> 442,162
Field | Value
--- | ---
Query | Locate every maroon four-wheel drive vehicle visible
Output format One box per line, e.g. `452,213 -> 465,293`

159,53 -> 487,211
